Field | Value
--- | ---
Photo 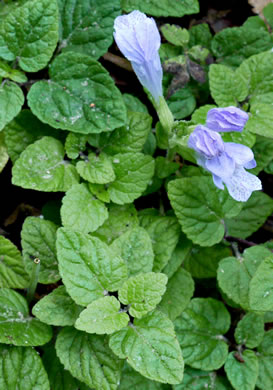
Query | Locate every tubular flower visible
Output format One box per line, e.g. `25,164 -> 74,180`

206,106 -> 249,132
114,10 -> 163,103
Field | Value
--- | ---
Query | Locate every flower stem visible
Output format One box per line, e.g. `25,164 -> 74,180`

156,96 -> 174,135
26,258 -> 40,304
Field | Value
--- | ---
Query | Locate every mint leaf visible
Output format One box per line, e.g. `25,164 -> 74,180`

56,228 -> 127,306
189,23 -> 212,49
224,350 -> 258,390
76,152 -> 115,184
56,327 -> 123,390
158,268 -> 194,321
75,296 -> 129,334
65,132 -> 87,160
167,88 -> 196,120
119,363 -> 167,389
21,216 -> 60,284
12,136 -> 79,192
225,191 -> 273,239
123,94 -> 148,114
0,81 -> 24,131
234,312 -> 264,348
0,288 -> 52,346
32,285 -> 82,326
140,214 -> 181,272
246,103 -> 273,138
0,345 -> 50,390
191,104 -> 216,124
88,182 -> 110,203
175,298 -> 230,370
251,135 -> 273,174
110,227 -> 154,276
256,330 -> 273,390
61,183 -> 108,233
168,176 -> 242,246
108,153 -> 154,204
0,0 -> 58,72
118,272 -> 168,319
121,0 -> 199,17
0,235 -> 29,289
0,60 -> 27,83
161,24 -> 189,47
249,255 -> 273,311
221,128 -> 256,148
155,157 -> 180,179
174,367 -> 231,390
110,310 -> 184,384
0,132 -> 8,172
28,52 -> 126,134
162,235 -> 192,279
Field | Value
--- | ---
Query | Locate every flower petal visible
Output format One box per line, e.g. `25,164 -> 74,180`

224,142 -> 255,166
132,57 -> 162,102
206,107 -> 249,132
224,166 -> 262,202
205,152 -> 235,179
213,174 -> 224,190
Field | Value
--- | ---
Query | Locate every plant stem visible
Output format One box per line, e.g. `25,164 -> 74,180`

26,258 -> 40,304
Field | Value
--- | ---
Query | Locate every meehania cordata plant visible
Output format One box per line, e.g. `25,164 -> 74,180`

1,1 -> 273,389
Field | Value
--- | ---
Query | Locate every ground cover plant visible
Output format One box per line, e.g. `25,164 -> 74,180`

0,0 -> 273,389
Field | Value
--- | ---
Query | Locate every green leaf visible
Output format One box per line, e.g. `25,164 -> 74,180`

221,128 -> 256,148
76,152 -> 115,184
251,135 -> 273,174
175,298 -> 230,371
191,104 -> 216,124
56,327 -> 123,390
119,363 -> 167,390
140,214 -> 181,272
88,182 -> 110,203
12,136 -> 79,192
224,350 -> 258,390
60,183 -> 108,233
0,60 -> 27,83
225,191 -> 273,239
56,227 -> 127,306
58,0 -> 120,59
94,204 -> 139,244
189,23 -> 212,49
246,103 -> 273,138
174,367 -> 232,390
65,132 -> 88,159
110,227 -> 154,277
249,255 -> 273,311
0,345 -> 50,390
162,234 -> 192,279
110,310 -> 184,384
118,272 -> 168,319
209,64 -> 248,106
158,268 -> 194,321
32,285 -> 82,326
161,24 -> 189,47
108,153 -> 154,204
0,235 -> 29,289
234,312 -> 264,348
0,0 -> 58,72
28,52 -> 126,134
0,288 -> 52,346
183,244 -> 231,279
167,88 -> 196,120
155,157 -> 179,179
0,81 -> 24,131
263,3 -> 273,29
256,330 -> 273,390
21,216 -> 60,284
217,246 -> 272,309
0,132 -> 8,172
121,0 -> 199,17
75,296 -> 129,334
42,345 -> 78,390
168,176 -> 242,246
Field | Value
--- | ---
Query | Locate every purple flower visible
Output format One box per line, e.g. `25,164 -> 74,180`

206,107 -> 249,132
114,11 -> 163,103
188,126 -> 262,202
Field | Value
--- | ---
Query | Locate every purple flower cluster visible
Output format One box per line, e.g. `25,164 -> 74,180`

188,107 -> 262,202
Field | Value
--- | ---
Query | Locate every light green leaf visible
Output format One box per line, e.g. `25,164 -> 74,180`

32,285 -> 82,326
251,135 -> 273,174
75,296 -> 129,334
118,273 -> 168,318
65,132 -> 87,159
189,23 -> 212,49
121,0 -> 199,17
162,234 -> 192,279
249,255 -> 273,311
88,182 -> 110,203
28,52 -> 126,134
56,228 -> 127,306
167,88 -> 196,120
0,81 -> 24,131
12,136 -> 79,192
256,330 -> 273,390
158,268 -> 194,321
0,288 -> 52,346
0,235 -> 29,289
76,152 -> 115,184
0,132 -> 8,172
161,24 -> 189,47
234,312 -> 264,348
140,214 -> 181,272
155,157 -> 179,179
123,94 -> 148,114
191,104 -> 216,124
110,310 -> 184,384
246,103 -> 273,138
0,60 -> 27,83
168,176 -> 242,246
108,153 -> 154,204
183,244 -> 231,279
225,191 -> 273,239
61,183 -> 108,233
224,350 -> 258,390
21,216 -> 60,284
221,128 -> 256,148
110,227 -> 154,277
174,367 -> 232,390
175,298 -> 230,371
0,0 -> 58,72
0,345 -> 50,390
58,0 -> 120,59
209,64 -> 248,106
119,363 -> 167,390
56,327 -> 123,390
217,246 -> 272,309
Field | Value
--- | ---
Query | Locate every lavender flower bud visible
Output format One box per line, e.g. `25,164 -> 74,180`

206,107 -> 249,132
188,125 -> 224,158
